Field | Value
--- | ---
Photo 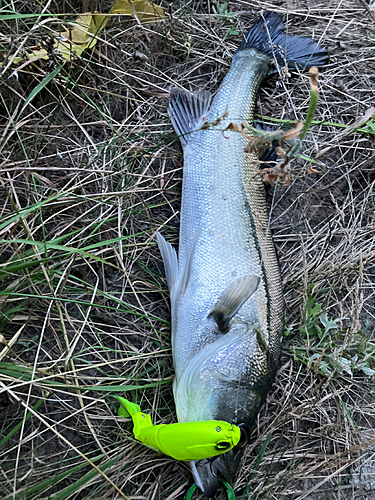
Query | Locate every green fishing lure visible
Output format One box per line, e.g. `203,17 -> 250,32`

117,397 -> 241,461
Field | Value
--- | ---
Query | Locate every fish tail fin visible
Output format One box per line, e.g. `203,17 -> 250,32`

236,12 -> 329,70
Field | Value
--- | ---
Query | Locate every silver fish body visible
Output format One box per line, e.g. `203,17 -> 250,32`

157,12 -> 328,497
172,48 -> 283,424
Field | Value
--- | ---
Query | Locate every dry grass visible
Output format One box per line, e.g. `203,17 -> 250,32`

0,0 -> 375,499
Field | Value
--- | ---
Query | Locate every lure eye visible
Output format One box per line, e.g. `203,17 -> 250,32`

216,441 -> 231,450
237,425 -> 249,448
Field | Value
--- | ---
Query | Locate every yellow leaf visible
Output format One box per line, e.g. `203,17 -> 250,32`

11,0 -> 164,65
54,12 -> 106,59
13,12 -> 104,62
111,0 -> 165,24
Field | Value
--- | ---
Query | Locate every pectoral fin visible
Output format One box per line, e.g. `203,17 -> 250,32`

179,228 -> 200,300
156,232 -> 179,293
208,275 -> 260,333
157,229 -> 201,305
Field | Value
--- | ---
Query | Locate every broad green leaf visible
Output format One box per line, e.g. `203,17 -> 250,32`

320,314 -> 339,333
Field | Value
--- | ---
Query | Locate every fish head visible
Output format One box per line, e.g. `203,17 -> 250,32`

190,445 -> 245,498
188,391 -> 264,497
190,421 -> 251,497
176,322 -> 276,496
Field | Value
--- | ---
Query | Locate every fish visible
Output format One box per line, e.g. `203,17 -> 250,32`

157,12 -> 328,497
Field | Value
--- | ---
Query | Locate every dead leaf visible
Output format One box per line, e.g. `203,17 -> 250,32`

261,164 -> 294,187
307,163 -> 321,174
225,122 -> 244,133
262,171 -> 278,186
12,0 -> 165,64
275,146 -> 287,157
308,66 -> 319,93
244,136 -> 271,155
282,176 -> 293,187
281,120 -> 303,145
111,0 -> 165,23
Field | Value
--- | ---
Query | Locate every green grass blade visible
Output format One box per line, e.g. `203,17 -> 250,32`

1,454 -> 107,500
49,456 -> 121,500
0,11 -> 67,20
300,87 -> 319,141
19,65 -> 62,114
0,398 -> 44,448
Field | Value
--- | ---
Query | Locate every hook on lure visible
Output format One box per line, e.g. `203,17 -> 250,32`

117,397 -> 241,462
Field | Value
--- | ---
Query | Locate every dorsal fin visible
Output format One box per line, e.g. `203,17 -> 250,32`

169,88 -> 211,146
208,275 -> 260,333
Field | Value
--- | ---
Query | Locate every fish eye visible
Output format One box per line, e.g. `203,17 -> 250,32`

237,425 -> 249,448
216,441 -> 231,450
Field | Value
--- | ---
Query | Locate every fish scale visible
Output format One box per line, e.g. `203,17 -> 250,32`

174,50 -> 280,393
157,12 -> 328,497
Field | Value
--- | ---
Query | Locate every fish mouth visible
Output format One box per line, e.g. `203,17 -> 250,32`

190,459 -> 219,498
190,447 -> 244,498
